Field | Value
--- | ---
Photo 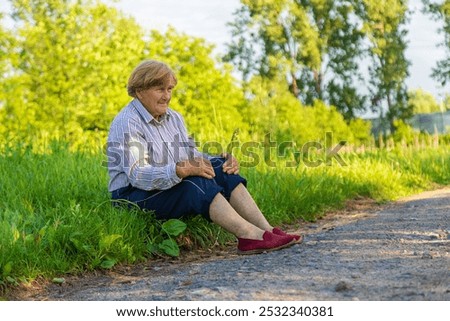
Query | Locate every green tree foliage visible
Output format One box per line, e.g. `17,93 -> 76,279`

359,0 -> 412,132
0,1 -> 248,149
392,119 -> 417,144
348,117 -> 373,145
225,0 -> 367,119
408,88 -> 442,114
243,75 -> 368,146
444,93 -> 450,109
0,13 -> 11,79
423,0 -> 450,86
1,0 -> 146,148
0,0 -> 371,151
0,12 -> 17,140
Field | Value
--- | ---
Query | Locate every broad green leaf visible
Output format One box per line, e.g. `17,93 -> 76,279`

161,219 -> 187,237
82,244 -> 95,255
146,243 -> 159,255
6,276 -> 18,285
52,277 -> 66,284
2,262 -> 12,277
99,234 -> 122,250
158,239 -> 180,257
100,259 -> 117,269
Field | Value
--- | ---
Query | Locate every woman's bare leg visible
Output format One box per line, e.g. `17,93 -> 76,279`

209,193 -> 265,240
229,183 -> 273,231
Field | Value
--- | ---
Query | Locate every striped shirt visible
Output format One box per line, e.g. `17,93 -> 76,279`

107,98 -> 207,192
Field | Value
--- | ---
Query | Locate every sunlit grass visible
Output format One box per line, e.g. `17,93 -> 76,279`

0,142 -> 449,289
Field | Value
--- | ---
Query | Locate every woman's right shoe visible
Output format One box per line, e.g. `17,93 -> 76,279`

272,227 -> 303,244
237,231 -> 295,255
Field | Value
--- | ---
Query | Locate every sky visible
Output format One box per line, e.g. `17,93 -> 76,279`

1,0 -> 448,102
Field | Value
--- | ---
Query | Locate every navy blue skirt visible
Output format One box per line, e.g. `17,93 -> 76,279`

111,157 -> 247,220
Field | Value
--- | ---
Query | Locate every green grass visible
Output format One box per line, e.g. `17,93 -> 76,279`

241,147 -> 448,225
0,142 -> 449,291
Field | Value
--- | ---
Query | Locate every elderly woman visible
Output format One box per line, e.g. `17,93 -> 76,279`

107,60 -> 302,255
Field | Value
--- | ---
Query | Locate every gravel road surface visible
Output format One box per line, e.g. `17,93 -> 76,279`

19,187 -> 450,301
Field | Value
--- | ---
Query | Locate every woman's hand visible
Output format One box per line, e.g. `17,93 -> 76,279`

176,158 -> 215,179
221,153 -> 239,175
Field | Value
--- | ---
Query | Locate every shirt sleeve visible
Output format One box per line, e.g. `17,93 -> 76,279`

109,116 -> 182,191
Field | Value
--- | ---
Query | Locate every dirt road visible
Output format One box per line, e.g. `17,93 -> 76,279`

17,187 -> 450,301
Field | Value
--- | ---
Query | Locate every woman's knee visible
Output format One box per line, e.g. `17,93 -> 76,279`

181,176 -> 222,197
176,177 -> 222,219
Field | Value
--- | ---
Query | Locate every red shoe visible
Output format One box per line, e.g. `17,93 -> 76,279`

272,227 -> 303,244
237,231 -> 295,255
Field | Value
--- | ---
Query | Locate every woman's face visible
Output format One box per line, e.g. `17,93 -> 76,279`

136,79 -> 175,120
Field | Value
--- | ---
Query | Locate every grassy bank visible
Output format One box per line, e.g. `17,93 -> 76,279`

244,146 -> 449,224
0,143 -> 449,289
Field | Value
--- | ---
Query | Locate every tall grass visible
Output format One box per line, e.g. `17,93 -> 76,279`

1,144 -> 147,282
243,146 -> 449,225
243,147 -> 450,224
0,142 -> 449,289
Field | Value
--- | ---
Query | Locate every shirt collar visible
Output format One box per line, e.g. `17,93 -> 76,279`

131,98 -> 171,124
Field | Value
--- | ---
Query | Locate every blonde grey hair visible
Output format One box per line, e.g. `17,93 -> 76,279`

127,60 -> 177,97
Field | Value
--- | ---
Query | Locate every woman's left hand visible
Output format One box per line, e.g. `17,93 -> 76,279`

221,153 -> 239,175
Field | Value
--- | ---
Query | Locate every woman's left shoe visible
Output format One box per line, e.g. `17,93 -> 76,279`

272,227 -> 303,244
237,231 -> 295,255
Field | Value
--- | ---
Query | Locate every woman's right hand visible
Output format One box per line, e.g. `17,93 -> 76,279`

176,158 -> 216,179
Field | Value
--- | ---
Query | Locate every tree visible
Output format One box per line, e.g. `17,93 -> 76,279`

0,13 -> 15,140
445,93 -> 450,110
2,0 -> 146,147
423,0 -> 450,86
225,0 -> 367,119
298,0 -> 368,120
359,0 -> 412,132
1,0 -> 249,150
242,74 -> 366,147
408,88 -> 441,113
0,13 -> 11,78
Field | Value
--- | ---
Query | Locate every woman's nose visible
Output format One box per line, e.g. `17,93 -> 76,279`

162,90 -> 170,99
